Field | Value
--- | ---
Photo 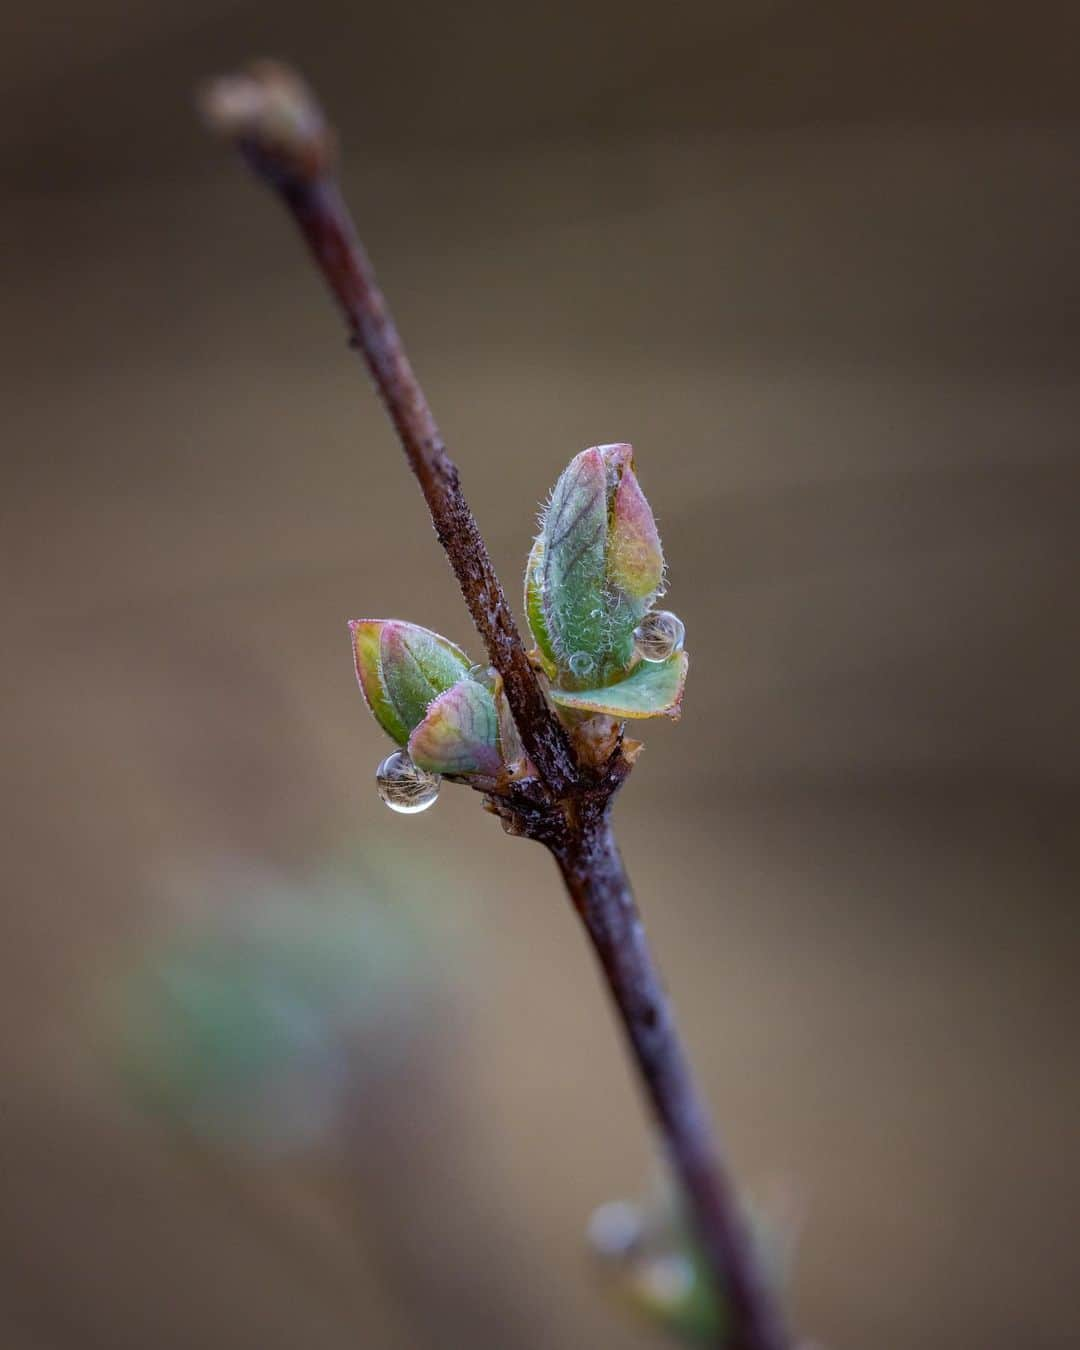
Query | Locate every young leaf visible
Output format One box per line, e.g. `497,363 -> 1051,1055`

523,538 -> 558,676
350,620 -> 472,745
531,443 -> 666,686
539,445 -> 609,671
548,652 -> 688,720
408,680 -> 503,776
608,460 -> 663,601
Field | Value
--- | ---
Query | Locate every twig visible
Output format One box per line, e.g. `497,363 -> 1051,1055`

200,61 -> 789,1350
557,815 -> 788,1350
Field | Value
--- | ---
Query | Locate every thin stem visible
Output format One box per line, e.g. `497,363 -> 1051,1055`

200,62 -> 789,1350
556,819 -> 787,1350
201,66 -> 575,794
283,176 -> 576,795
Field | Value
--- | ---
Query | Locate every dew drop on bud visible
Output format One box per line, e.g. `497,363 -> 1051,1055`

587,1201 -> 644,1259
637,1252 -> 695,1305
632,610 -> 685,663
375,750 -> 441,814
568,651 -> 596,678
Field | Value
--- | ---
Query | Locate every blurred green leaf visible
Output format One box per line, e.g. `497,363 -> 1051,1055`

112,858 -> 447,1151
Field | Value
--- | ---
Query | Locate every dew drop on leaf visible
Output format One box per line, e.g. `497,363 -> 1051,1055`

632,610 -> 685,663
569,651 -> 596,678
375,750 -> 441,814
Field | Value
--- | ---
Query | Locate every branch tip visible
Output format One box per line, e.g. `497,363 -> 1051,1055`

198,61 -> 334,183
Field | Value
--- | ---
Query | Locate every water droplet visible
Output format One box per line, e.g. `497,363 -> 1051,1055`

637,1252 -> 695,1306
467,663 -> 498,690
375,750 -> 441,814
587,1201 -> 644,1259
568,651 -> 596,679
632,610 -> 685,663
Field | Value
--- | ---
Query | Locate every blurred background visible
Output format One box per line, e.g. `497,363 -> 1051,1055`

2,1 -> 1079,1346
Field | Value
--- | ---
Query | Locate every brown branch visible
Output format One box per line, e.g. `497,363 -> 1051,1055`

200,62 -> 576,796
557,814 -> 788,1350
200,62 -> 790,1350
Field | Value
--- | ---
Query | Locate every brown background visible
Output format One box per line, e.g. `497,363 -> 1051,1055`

2,2 -> 1079,1347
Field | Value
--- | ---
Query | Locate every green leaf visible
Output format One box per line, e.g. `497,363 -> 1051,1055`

350,620 -> 471,745
549,651 -> 688,719
539,446 -> 609,672
408,679 -> 503,776
523,537 -> 558,675
532,443 -> 666,686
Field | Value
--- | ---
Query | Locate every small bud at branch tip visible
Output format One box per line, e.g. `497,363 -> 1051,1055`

198,60 -> 335,183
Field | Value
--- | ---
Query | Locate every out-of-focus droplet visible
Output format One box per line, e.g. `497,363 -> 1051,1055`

588,1201 -> 645,1259
376,750 -> 441,813
632,610 -> 685,663
569,650 -> 596,678
636,1252 -> 696,1306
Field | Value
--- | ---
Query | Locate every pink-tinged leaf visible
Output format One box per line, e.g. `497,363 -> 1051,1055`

607,462 -> 663,601
597,442 -> 634,477
350,620 -> 410,744
350,620 -> 472,746
532,442 -> 670,685
408,679 -> 503,776
549,651 -> 688,720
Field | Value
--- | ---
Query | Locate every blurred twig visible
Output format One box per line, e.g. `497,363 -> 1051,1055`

200,61 -> 789,1350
